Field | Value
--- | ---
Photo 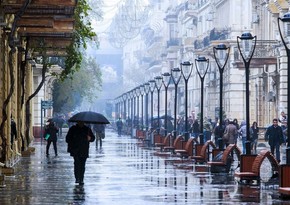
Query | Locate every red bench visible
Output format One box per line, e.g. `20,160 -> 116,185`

207,144 -> 241,173
278,165 -> 290,197
154,135 -> 183,157
234,149 -> 279,184
191,140 -> 216,163
174,138 -> 198,158
154,133 -> 171,151
164,135 -> 184,152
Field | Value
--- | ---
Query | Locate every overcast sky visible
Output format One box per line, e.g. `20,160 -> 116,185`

92,0 -> 124,33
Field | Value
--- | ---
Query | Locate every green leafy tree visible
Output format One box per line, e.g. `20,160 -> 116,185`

53,57 -> 102,114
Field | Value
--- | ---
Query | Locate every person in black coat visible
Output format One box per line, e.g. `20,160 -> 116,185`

44,119 -> 59,157
264,118 -> 285,163
11,118 -> 17,150
94,124 -> 106,148
66,121 -> 95,185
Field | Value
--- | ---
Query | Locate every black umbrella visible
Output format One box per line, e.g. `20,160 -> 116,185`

68,111 -> 110,124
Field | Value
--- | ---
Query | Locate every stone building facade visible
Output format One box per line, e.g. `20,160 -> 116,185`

118,0 -> 289,129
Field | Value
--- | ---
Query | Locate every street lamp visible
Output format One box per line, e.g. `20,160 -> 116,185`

162,72 -> 172,136
149,80 -> 156,130
134,86 -> 141,130
122,93 -> 127,122
181,61 -> 193,141
171,67 -> 181,140
139,85 -> 145,130
213,44 -> 230,150
237,32 -> 257,154
278,12 -> 290,164
195,56 -> 209,145
155,76 -> 163,133
143,83 -> 150,131
129,90 -> 135,136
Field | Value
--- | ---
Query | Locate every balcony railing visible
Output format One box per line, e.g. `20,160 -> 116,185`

194,27 -> 230,50
233,40 -> 279,61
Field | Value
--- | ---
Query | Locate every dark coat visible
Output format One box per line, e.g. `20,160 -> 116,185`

44,123 -> 58,141
66,124 -> 95,158
265,125 -> 284,146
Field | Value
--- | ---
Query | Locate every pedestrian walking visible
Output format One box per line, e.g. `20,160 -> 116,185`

213,120 -> 224,147
238,121 -> 247,154
223,121 -> 238,147
94,124 -> 106,148
57,115 -> 65,137
250,121 -> 259,154
44,119 -> 59,157
190,119 -> 200,138
264,118 -> 285,163
66,121 -> 95,185
10,118 -> 17,150
116,118 -> 123,136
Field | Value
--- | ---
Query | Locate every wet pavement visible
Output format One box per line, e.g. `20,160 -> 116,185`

0,129 -> 289,205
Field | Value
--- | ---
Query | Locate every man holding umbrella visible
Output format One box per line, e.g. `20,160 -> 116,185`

66,111 -> 109,185
66,121 -> 95,185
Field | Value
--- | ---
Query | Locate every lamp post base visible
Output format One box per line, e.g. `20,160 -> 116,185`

218,138 -> 224,150
184,132 -> 189,141
199,133 -> 204,145
245,140 -> 251,155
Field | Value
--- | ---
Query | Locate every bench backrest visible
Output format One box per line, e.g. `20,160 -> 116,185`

183,138 -> 196,156
173,135 -> 184,149
154,134 -> 164,144
163,134 -> 171,146
252,149 -> 279,174
136,130 -> 145,137
199,140 -> 216,158
220,144 -> 241,164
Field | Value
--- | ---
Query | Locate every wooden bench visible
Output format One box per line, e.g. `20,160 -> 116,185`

154,133 -> 171,151
234,149 -> 279,184
278,165 -> 290,197
136,130 -> 150,147
153,134 -> 163,144
191,140 -> 216,163
174,138 -> 197,158
163,135 -> 184,152
154,135 -> 183,157
207,144 -> 241,173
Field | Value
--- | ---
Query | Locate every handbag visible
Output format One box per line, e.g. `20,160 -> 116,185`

45,133 -> 50,140
223,131 -> 229,141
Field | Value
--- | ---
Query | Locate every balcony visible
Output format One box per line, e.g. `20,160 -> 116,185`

194,28 -> 230,50
233,40 -> 279,68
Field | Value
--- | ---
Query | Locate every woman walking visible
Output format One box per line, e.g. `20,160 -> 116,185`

44,119 -> 59,157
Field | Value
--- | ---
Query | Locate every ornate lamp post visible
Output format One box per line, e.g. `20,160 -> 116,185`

144,82 -> 150,131
139,85 -> 145,130
237,32 -> 257,155
162,72 -> 172,136
122,93 -> 127,122
213,44 -> 230,150
195,56 -> 209,145
181,61 -> 193,141
134,86 -> 141,130
132,89 -> 137,130
149,79 -> 156,129
171,67 -> 182,140
155,76 -> 163,133
278,13 -> 290,164
129,90 -> 135,136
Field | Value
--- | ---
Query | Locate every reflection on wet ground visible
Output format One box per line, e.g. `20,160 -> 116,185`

0,129 -> 289,204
